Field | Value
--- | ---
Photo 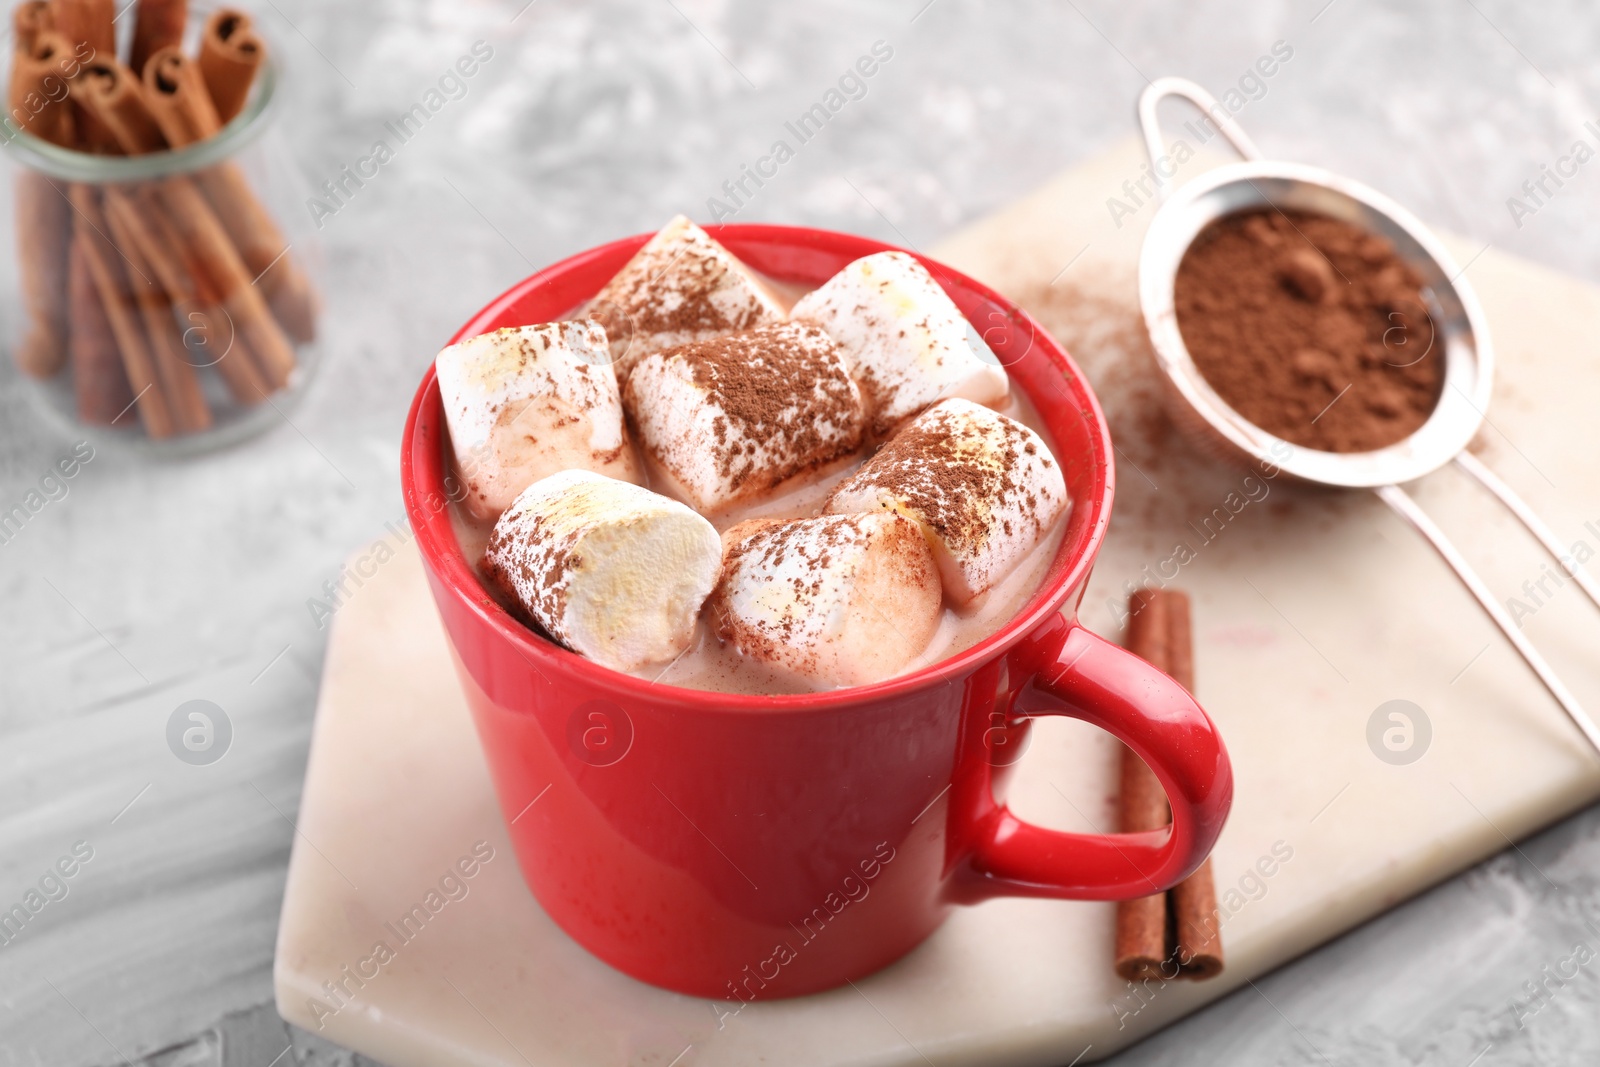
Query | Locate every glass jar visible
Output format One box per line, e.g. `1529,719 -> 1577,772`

1,27 -> 321,454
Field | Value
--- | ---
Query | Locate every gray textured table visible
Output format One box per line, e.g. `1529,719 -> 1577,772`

3,1 -> 1598,1064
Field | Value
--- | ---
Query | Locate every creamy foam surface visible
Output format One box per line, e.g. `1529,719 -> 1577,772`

447,279 -> 1070,696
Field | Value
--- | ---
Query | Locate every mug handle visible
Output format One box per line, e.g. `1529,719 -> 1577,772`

958,616 -> 1233,901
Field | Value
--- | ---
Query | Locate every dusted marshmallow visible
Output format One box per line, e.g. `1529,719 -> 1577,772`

712,513 -> 941,687
436,322 -> 639,520
484,470 -> 722,672
825,398 -> 1067,604
791,251 -> 1009,437
624,322 -> 865,512
587,215 -> 786,380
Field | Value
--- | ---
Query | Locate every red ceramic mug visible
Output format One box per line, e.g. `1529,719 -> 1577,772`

401,224 -> 1232,1000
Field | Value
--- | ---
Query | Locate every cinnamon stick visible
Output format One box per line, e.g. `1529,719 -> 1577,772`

144,45 -> 318,343
129,0 -> 187,76
47,0 -> 119,153
62,59 -> 205,427
115,185 -> 270,405
1113,588 -> 1224,982
8,27 -> 130,410
1114,589 -> 1173,982
69,185 -> 175,438
156,177 -> 297,389
202,167 -> 319,343
65,227 -> 134,424
197,8 -> 262,124
142,45 -> 218,145
10,29 -> 77,146
71,92 -> 120,153
11,2 -> 55,59
1161,596 -> 1224,978
9,30 -> 78,380
102,187 -> 212,433
13,173 -> 73,378
68,61 -> 167,155
46,0 -> 113,59
1171,858 -> 1223,979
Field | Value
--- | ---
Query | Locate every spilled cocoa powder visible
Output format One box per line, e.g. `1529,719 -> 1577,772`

1174,209 -> 1443,453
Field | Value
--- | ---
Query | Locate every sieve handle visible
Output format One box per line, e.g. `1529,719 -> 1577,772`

1454,451 -> 1600,614
1375,483 -> 1600,756
1137,77 -> 1264,203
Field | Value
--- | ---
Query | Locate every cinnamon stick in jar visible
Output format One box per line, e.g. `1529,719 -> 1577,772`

141,45 -> 219,145
46,1 -> 119,152
67,61 -> 167,155
129,0 -> 188,76
11,1 -> 55,56
143,45 -> 319,344
197,163 -> 320,345
156,177 -> 298,390
69,186 -> 176,438
9,30 -> 79,380
1113,588 -> 1224,982
67,61 -> 219,425
197,7 -> 263,124
8,25 -> 129,406
102,186 -> 212,433
65,230 -> 134,424
10,29 -> 78,145
13,173 -> 72,379
114,185 -> 271,405
46,0 -> 113,60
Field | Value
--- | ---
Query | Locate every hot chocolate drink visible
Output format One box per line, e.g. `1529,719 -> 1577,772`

438,217 -> 1071,695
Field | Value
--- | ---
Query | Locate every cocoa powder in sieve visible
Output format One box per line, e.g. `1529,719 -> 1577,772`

1174,209 -> 1443,453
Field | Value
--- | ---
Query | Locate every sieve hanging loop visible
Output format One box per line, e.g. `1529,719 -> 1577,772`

1138,77 -> 1263,204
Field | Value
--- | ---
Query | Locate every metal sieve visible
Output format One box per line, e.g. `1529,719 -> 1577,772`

1135,77 -> 1600,753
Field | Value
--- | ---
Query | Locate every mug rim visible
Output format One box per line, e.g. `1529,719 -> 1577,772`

401,223 -> 1115,713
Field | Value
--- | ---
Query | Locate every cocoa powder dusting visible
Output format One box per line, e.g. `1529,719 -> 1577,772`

829,406 -> 1044,553
646,322 -> 864,493
593,233 -> 775,344
484,510 -> 576,645
711,513 -> 928,678
1174,209 -> 1442,453
599,253 -> 733,336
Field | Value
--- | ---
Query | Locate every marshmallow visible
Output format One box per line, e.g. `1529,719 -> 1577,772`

588,215 -> 786,380
484,470 -> 722,672
791,251 -> 1009,437
825,398 -> 1067,604
711,513 -> 942,687
623,322 -> 865,512
436,322 -> 640,520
